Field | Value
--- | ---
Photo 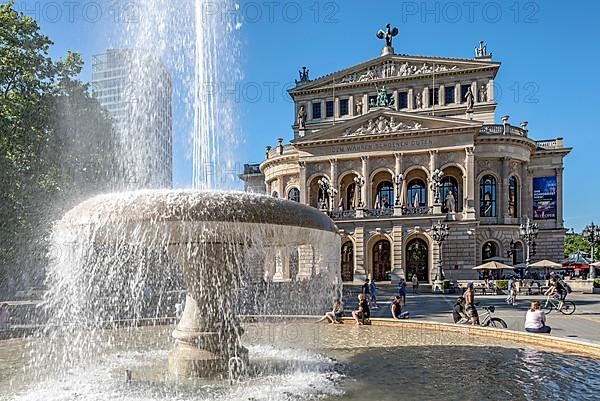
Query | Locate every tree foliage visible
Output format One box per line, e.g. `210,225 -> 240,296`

0,1 -> 119,292
564,234 -> 598,260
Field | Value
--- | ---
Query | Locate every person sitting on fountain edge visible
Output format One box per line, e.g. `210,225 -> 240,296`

352,294 -> 370,325
452,297 -> 470,324
391,295 -> 408,319
317,298 -> 343,324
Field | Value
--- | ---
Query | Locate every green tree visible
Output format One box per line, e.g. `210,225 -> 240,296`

564,234 -> 598,260
0,1 -> 119,293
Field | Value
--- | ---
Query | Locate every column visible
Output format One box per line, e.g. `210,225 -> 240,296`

354,226 -> 367,282
278,176 -> 285,200
362,93 -> 368,114
329,158 -> 338,211
471,81 -> 478,103
408,88 -> 414,109
556,167 -> 564,227
349,95 -> 355,117
464,147 -> 476,219
501,157 -> 510,222
393,89 -> 399,111
423,86 -> 430,109
439,85 -> 445,106
391,224 -> 404,283
488,78 -> 494,102
299,161 -> 307,204
522,164 -> 531,220
361,155 -> 369,208
394,152 -> 403,215
454,85 -> 461,105
334,97 -> 340,119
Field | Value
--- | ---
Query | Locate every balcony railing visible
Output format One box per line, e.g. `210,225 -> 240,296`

402,206 -> 433,216
329,210 -> 357,219
536,138 -> 564,150
480,124 -> 528,138
364,208 -> 394,218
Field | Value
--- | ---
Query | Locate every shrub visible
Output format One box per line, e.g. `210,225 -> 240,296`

593,279 -> 600,288
495,280 -> 508,290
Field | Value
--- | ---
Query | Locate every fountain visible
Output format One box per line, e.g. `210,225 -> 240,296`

49,190 -> 340,377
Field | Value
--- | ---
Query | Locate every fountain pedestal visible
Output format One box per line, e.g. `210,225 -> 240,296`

168,242 -> 248,377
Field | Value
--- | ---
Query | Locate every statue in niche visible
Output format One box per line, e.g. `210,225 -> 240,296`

445,191 -> 456,213
479,84 -> 488,102
355,100 -> 363,116
297,105 -> 306,129
415,92 -> 423,109
465,87 -> 475,112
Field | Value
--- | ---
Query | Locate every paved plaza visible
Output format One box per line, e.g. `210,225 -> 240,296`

346,285 -> 600,345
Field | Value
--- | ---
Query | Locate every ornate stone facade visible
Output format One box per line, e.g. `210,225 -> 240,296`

242,39 -> 571,284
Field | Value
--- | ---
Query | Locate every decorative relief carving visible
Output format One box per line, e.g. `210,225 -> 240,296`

339,61 -> 460,84
342,116 -> 423,137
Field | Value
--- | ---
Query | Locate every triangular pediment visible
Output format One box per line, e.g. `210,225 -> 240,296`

290,53 -> 499,94
292,109 -> 482,144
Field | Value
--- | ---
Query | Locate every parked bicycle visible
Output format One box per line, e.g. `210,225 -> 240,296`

479,306 -> 508,328
543,295 -> 576,315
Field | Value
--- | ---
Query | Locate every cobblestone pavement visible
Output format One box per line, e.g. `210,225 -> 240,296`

344,284 -> 600,345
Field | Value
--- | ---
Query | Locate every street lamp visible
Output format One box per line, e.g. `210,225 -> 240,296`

353,176 -> 365,208
519,218 -> 539,270
393,174 -> 404,206
428,221 -> 449,292
582,222 -> 600,279
317,177 -> 330,211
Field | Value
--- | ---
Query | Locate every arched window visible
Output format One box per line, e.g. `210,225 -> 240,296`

482,241 -> 498,261
407,179 -> 427,207
272,191 -> 279,198
346,182 -> 357,210
513,241 -> 524,265
480,175 -> 496,217
440,176 -> 459,213
508,176 -> 518,218
375,181 -> 394,209
287,188 -> 300,202
341,241 -> 354,282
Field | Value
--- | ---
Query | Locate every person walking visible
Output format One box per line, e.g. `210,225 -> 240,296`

412,274 -> 419,294
398,278 -> 407,306
369,279 -> 378,309
525,301 -> 551,333
361,278 -> 371,302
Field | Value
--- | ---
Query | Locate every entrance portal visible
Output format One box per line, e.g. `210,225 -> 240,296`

406,238 -> 429,282
372,239 -> 391,281
341,241 -> 354,282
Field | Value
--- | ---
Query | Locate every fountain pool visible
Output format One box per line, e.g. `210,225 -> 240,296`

2,321 -> 599,401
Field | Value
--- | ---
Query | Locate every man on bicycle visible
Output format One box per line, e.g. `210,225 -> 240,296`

544,274 -> 568,311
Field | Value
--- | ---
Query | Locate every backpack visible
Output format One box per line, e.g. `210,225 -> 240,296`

558,278 -> 572,293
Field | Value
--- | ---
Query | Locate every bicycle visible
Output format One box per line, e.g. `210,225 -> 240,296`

479,305 -> 508,328
543,294 -> 576,315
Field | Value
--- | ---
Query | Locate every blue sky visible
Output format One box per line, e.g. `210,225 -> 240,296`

14,0 -> 600,231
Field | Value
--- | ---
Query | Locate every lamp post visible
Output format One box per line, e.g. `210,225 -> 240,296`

582,222 -> 600,279
317,177 -> 330,211
393,174 -> 404,206
428,221 -> 449,293
354,176 -> 365,208
327,186 -> 338,212
519,218 -> 539,271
